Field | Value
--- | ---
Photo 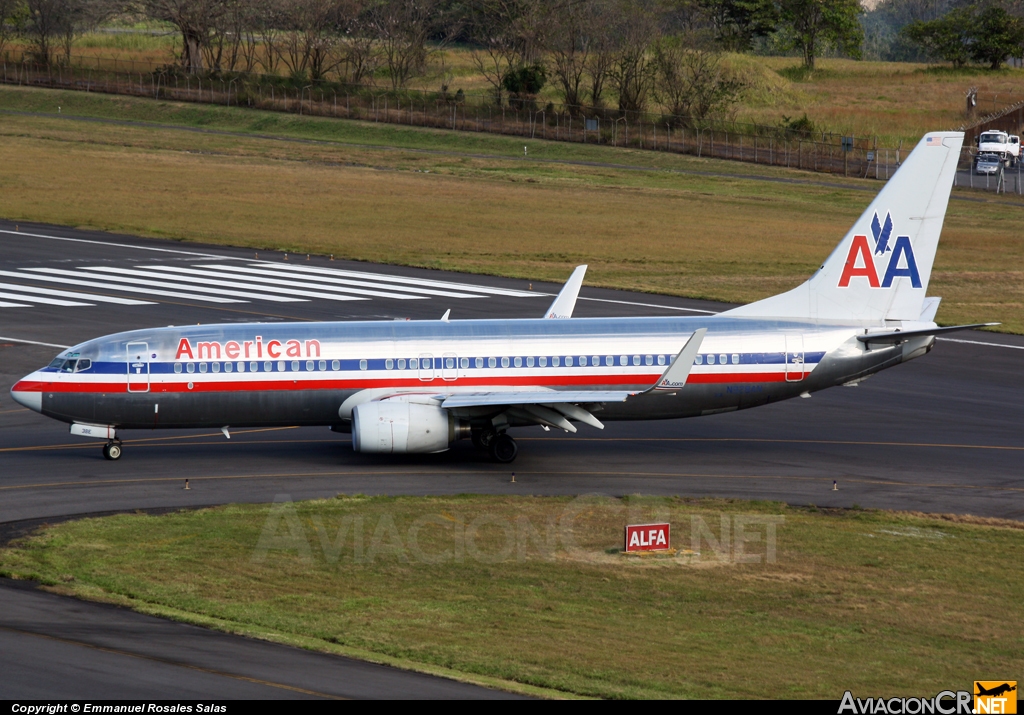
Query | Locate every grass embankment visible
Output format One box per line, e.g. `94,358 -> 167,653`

1,85 -> 1021,332
2,496 -> 1022,699
19,32 -> 1024,144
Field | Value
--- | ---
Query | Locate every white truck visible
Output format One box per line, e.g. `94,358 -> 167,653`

976,130 -> 1020,167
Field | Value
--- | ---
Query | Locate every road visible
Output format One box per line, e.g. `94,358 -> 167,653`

1,221 -> 1022,698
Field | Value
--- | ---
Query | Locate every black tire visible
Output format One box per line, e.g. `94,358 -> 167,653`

103,442 -> 122,460
490,434 -> 518,463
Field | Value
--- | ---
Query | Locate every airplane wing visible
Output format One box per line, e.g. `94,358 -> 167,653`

543,265 -> 587,319
857,323 -> 999,344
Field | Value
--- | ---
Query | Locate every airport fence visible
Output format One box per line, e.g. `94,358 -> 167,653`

2,55 -> 1022,195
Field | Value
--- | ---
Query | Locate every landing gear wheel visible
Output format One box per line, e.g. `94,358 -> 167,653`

103,441 -> 122,461
490,434 -> 518,463
472,429 -> 497,450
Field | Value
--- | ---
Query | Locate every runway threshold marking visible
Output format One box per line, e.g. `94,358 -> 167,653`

0,624 -> 343,699
1,468 -> 1022,494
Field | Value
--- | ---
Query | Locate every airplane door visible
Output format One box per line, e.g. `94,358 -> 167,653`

442,352 -> 458,381
784,335 -> 805,382
418,353 -> 434,382
127,341 -> 150,393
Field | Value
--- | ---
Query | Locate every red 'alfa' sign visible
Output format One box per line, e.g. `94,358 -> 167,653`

624,523 -> 671,552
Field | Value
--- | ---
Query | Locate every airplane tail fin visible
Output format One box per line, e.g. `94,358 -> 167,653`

724,132 -> 964,322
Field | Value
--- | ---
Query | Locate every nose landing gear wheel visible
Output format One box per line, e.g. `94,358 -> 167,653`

490,434 -> 518,463
102,441 -> 122,460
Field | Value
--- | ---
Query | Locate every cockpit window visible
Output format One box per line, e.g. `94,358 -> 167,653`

76,359 -> 91,372
61,359 -> 78,373
48,357 -> 65,369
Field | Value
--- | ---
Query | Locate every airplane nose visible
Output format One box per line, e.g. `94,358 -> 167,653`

10,381 -> 42,413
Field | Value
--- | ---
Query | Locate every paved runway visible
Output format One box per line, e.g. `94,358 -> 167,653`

1,221 -> 1022,698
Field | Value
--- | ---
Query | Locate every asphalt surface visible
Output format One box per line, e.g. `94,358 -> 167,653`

1,221 -> 1022,698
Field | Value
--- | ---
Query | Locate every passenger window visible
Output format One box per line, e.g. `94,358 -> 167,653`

488,357 -> 496,368
397,358 -> 406,369
212,362 -> 220,373
619,355 -> 627,366
278,361 -> 285,371
447,357 -> 455,369
475,357 -> 483,368
719,354 -> 727,365
187,363 -> 196,373
527,356 -> 535,367
579,356 -> 587,366
552,356 -> 560,367
174,363 -> 182,374
565,356 -> 573,366
359,359 -> 367,371
513,356 -> 522,367
319,360 -> 326,371
632,355 -> 640,366
224,362 -> 233,373
236,362 -> 245,373
606,356 -> 614,366
199,363 -> 208,373
250,362 -> 258,372
539,356 -> 547,367
460,357 -> 469,369
410,358 -> 419,369
731,354 -> 739,365
501,357 -> 510,368
306,360 -> 314,371
386,359 -> 394,370
332,360 -> 340,370
263,361 -> 272,372
645,355 -> 653,366
658,355 -> 666,366
707,354 -> 715,365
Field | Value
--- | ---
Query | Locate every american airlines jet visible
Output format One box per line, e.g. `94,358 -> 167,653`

11,132 -> 993,463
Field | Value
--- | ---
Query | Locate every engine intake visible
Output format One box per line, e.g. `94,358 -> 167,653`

351,400 -> 469,453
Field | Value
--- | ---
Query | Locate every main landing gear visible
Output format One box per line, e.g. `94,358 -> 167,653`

102,439 -> 123,461
472,429 -> 518,463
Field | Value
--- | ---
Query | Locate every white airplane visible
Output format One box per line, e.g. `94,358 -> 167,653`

11,131 -> 994,463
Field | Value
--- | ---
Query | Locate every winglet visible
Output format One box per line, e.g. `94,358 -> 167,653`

645,328 -> 707,393
440,309 -> 450,322
543,265 -> 587,319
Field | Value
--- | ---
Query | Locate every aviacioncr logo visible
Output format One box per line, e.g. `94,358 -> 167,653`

838,211 -> 922,289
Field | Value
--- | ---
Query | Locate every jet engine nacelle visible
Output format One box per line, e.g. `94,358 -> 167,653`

351,400 -> 468,453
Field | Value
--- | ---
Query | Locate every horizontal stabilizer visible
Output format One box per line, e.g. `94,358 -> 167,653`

544,265 -> 587,319
857,323 -> 999,344
439,390 -> 632,409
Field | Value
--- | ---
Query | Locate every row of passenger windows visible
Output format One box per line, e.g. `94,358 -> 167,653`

174,360 -> 335,374
171,353 -> 742,374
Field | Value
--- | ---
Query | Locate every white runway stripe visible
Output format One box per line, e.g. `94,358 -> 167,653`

74,266 -> 312,303
195,264 -> 482,299
0,300 -> 31,307
27,268 -> 301,303
2,270 -> 243,303
0,291 -> 93,307
0,281 -> 154,305
256,263 -> 538,297
144,266 -> 411,301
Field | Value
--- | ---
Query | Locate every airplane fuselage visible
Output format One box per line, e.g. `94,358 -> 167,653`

12,315 -> 929,431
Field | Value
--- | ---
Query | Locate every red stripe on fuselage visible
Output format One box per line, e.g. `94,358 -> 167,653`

13,370 -> 799,394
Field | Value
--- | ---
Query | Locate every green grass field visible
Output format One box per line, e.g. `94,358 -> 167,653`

1,84 -> 1022,332
2,496 -> 1021,699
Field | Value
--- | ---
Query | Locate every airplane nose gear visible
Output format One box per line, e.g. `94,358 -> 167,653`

490,434 -> 518,463
102,440 -> 123,461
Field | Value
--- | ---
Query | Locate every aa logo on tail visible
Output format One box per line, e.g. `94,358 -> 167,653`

838,211 -> 922,289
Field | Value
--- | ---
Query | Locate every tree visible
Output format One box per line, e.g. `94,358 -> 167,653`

546,0 -> 591,109
366,0 -> 451,90
24,0 -> 109,65
609,0 -> 659,114
277,0 -> 349,80
466,0 -> 546,105
777,0 -> 863,70
0,0 -> 27,58
970,4 -> 1024,69
143,0 -> 226,73
653,34 -> 744,123
701,0 -> 779,51
902,5 -> 974,67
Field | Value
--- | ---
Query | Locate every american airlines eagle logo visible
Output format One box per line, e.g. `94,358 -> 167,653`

838,211 -> 922,289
